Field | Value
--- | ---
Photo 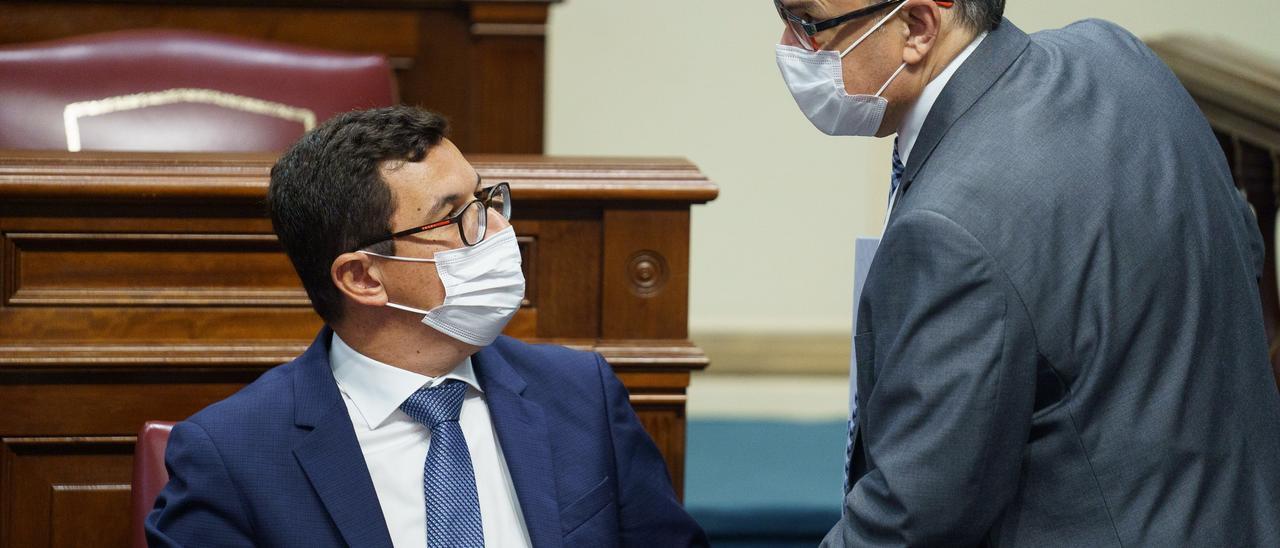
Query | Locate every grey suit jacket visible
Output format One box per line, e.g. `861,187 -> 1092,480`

824,18 -> 1280,547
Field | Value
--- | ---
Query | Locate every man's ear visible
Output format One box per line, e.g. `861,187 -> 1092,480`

901,0 -> 943,65
331,252 -> 388,308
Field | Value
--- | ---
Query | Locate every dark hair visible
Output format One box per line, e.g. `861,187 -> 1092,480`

953,0 -> 1004,32
268,106 -> 448,325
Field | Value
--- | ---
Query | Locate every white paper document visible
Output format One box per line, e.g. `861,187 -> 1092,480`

849,236 -> 881,414
844,236 -> 880,492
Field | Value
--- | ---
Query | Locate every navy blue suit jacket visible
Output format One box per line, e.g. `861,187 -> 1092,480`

146,328 -> 707,547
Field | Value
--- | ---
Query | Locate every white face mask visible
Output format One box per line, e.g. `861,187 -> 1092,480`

775,0 -> 909,136
360,226 -> 525,347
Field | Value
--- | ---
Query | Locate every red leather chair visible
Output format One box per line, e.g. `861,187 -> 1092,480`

131,421 -> 176,548
0,29 -> 396,152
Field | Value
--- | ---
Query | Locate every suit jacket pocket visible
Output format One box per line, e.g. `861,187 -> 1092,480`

560,475 -> 614,535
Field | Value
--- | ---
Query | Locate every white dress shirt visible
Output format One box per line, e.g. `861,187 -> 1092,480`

896,31 -> 989,166
330,333 -> 532,548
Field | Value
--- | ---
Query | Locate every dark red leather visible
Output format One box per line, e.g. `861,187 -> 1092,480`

0,29 -> 396,152
131,420 -> 175,548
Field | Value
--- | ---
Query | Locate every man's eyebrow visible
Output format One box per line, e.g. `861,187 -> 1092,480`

420,174 -> 483,224
781,0 -> 816,14
425,192 -> 461,223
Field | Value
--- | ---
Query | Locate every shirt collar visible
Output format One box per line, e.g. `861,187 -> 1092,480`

329,332 -> 482,430
896,31 -> 987,166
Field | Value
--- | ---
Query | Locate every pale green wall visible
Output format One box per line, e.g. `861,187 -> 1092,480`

545,1 -> 1280,333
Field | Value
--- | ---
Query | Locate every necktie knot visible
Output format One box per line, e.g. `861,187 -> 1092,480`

400,380 -> 467,430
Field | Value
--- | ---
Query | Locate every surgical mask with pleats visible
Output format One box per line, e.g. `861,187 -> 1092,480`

360,226 -> 525,347
775,0 -> 909,136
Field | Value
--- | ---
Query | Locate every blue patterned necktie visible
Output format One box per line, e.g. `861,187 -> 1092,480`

400,380 -> 484,547
889,136 -> 905,208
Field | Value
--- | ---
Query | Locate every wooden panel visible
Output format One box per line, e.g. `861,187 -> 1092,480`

50,484 -> 132,548
0,373 -> 255,435
1,438 -> 134,548
7,233 -> 302,305
466,2 -> 549,153
513,212 -> 601,339
468,33 -> 546,153
601,208 -> 690,340
410,5 -> 474,147
633,405 -> 687,499
0,307 -> 323,342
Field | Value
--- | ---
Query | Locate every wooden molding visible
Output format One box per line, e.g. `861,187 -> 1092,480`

0,339 -> 707,371
0,151 -> 719,203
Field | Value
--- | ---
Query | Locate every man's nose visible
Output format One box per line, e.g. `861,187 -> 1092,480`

487,206 -> 511,232
780,27 -> 801,47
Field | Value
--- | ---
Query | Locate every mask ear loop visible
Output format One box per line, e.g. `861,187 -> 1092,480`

876,63 -> 908,97
839,0 -> 912,58
358,250 -> 437,263
386,301 -> 432,315
355,250 -> 437,315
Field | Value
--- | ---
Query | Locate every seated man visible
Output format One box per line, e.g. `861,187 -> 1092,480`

146,106 -> 707,547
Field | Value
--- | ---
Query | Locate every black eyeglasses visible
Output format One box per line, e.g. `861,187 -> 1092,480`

775,0 -> 953,51
357,182 -> 511,250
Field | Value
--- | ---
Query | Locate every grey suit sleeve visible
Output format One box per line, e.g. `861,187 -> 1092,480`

824,209 -> 1039,546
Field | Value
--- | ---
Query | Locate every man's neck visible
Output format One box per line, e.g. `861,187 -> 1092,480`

922,27 -> 978,90
882,26 -> 979,137
332,316 -> 477,378
893,27 -> 984,162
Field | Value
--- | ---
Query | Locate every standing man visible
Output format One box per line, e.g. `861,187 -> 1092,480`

773,0 -> 1280,545
146,106 -> 707,547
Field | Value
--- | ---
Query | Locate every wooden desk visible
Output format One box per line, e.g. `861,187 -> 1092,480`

0,151 -> 716,547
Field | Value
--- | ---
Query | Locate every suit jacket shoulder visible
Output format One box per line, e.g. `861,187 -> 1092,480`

183,360 -> 296,434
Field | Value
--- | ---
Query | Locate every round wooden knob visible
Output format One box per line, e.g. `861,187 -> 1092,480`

627,251 -> 668,296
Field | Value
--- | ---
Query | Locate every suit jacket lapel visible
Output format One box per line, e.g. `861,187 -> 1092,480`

291,328 -> 394,548
473,344 -> 563,548
901,19 -> 1033,195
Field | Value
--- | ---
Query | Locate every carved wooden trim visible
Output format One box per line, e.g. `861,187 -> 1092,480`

3,436 -> 136,446
0,152 -> 719,203
0,339 -> 708,370
470,23 -> 546,36
627,250 -> 669,297
8,288 -> 308,307
630,394 -> 687,405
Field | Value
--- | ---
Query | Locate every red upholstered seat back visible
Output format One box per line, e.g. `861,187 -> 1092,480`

0,30 -> 396,152
130,421 -> 175,548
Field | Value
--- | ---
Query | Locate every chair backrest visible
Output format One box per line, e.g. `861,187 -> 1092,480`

131,420 -> 176,548
0,29 -> 396,152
